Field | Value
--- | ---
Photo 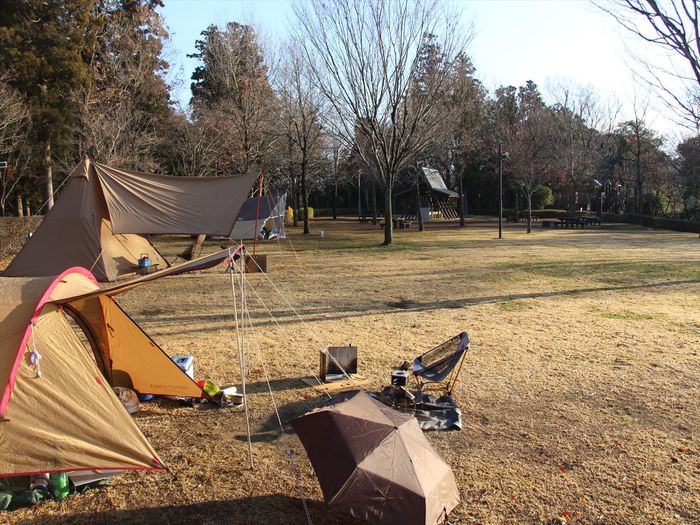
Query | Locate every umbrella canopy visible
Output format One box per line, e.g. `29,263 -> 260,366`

291,391 -> 459,525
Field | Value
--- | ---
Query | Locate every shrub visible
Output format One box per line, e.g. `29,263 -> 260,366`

602,213 -> 700,233
533,186 -> 554,209
294,207 -> 314,220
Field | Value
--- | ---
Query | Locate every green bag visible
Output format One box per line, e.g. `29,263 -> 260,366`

12,488 -> 49,508
0,492 -> 12,511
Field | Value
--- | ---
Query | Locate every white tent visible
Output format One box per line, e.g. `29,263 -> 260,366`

229,193 -> 287,241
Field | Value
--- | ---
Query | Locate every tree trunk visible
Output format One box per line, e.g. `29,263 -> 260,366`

16,193 -> 23,217
637,173 -> 643,225
526,193 -> 532,234
187,234 -> 206,260
357,173 -> 362,220
458,169 -> 465,227
292,177 -> 299,227
371,180 -> 378,225
383,185 -> 393,245
415,170 -> 424,232
302,164 -> 309,235
332,175 -> 338,220
25,202 -> 31,216
44,141 -> 54,211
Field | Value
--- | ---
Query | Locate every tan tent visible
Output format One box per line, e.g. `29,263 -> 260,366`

0,269 -> 165,477
3,158 -> 257,281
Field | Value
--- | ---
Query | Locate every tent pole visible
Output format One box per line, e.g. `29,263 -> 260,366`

252,172 -> 263,256
230,248 -> 254,469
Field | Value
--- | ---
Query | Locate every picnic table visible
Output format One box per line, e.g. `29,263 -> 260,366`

542,216 -> 602,229
507,211 -> 540,223
378,217 -> 413,229
393,217 -> 413,229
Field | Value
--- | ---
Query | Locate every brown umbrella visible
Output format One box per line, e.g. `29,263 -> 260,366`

291,390 -> 459,525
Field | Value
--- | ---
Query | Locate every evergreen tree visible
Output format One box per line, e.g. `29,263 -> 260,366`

0,0 -> 97,209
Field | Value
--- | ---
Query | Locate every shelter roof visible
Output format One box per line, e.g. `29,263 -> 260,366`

421,167 -> 458,197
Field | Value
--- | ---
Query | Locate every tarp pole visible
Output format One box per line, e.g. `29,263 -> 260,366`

230,247 -> 254,469
252,172 -> 263,256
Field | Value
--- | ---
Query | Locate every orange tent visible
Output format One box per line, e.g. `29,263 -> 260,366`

0,248 -> 240,477
0,269 -> 164,477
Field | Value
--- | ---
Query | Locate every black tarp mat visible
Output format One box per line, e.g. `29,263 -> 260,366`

370,387 -> 462,431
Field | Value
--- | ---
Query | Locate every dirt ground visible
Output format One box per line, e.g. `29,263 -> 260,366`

2,216 -> 699,525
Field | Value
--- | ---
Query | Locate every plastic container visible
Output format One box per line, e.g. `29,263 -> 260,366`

138,254 -> 151,268
50,472 -> 69,500
29,474 -> 49,491
171,355 -> 194,379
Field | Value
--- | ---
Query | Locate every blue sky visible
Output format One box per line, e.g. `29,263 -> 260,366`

160,0 -> 682,140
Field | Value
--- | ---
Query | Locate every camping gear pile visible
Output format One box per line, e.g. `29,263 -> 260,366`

372,332 -> 470,431
0,473 -> 71,511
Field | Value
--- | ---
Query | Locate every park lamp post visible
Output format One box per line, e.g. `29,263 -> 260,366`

593,179 -> 604,215
498,144 -> 509,239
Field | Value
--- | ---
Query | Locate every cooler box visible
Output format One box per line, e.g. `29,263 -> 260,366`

171,355 -> 194,379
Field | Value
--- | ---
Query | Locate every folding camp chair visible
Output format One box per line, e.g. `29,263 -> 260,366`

412,332 -> 470,396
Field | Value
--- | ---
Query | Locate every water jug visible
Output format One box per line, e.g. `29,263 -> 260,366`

50,472 -> 69,500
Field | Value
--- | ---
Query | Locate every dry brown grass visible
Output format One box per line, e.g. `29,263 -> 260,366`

3,217 -> 700,525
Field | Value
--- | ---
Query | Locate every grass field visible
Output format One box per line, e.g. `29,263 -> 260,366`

2,217 -> 699,525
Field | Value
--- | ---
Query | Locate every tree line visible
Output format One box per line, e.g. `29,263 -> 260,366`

1,0 -> 699,245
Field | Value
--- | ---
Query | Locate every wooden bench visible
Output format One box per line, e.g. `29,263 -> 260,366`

581,216 -> 602,226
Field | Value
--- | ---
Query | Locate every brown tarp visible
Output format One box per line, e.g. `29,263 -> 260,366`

3,158 -> 256,281
93,163 -> 257,235
291,390 -> 460,525
0,270 -> 164,477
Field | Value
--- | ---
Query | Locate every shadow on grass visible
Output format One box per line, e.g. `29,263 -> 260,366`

15,494 -> 360,525
233,395 -> 325,443
147,277 -> 700,337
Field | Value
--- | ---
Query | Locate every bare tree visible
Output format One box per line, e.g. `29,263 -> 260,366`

548,80 -> 620,213
597,0 -> 700,130
440,55 -> 487,226
0,77 -> 31,216
501,81 -> 556,233
163,114 -> 223,178
293,0 -> 470,245
616,97 -> 663,223
278,47 -> 325,234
